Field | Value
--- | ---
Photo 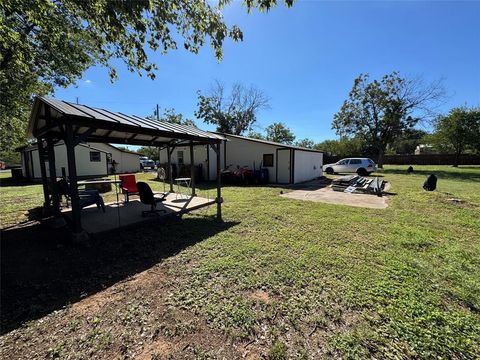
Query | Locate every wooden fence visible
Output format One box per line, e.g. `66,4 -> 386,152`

324,154 -> 480,166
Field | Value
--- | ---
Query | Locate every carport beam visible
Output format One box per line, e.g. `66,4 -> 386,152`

37,138 -> 50,210
65,124 -> 82,233
215,142 -> 222,221
167,145 -> 174,192
46,136 -> 61,216
190,143 -> 196,196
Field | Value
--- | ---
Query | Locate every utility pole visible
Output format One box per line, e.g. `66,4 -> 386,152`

76,97 -> 79,104
156,104 -> 160,120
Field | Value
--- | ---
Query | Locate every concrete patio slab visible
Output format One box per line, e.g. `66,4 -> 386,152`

281,182 -> 390,209
62,193 -> 216,234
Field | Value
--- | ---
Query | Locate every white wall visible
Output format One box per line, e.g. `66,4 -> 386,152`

24,143 -> 109,179
223,136 -> 279,182
159,136 -> 324,184
159,145 -> 209,179
293,150 -> 323,183
89,143 -> 140,173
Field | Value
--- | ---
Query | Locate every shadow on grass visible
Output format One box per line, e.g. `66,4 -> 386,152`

382,168 -> 480,182
0,216 -> 238,335
0,177 -> 39,188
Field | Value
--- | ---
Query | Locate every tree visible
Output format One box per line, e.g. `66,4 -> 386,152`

265,122 -> 295,144
114,146 -> 132,153
247,131 -> 266,140
429,106 -> 480,166
195,81 -> 270,134
388,128 -> 428,154
137,147 -> 159,161
147,108 -> 196,127
163,108 -> 196,127
315,136 -> 368,157
0,0 -> 292,162
332,72 -> 445,167
295,138 -> 315,149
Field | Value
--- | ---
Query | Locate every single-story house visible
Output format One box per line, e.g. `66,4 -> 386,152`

19,142 -> 140,180
159,133 -> 323,184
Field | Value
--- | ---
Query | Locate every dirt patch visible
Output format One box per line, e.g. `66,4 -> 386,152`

445,197 -> 477,209
281,184 -> 390,209
0,217 -> 242,359
247,289 -> 273,304
136,338 -> 176,359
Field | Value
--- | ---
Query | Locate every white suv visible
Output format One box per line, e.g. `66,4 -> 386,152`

323,158 -> 377,176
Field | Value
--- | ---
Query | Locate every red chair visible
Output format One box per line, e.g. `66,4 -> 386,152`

119,174 -> 139,203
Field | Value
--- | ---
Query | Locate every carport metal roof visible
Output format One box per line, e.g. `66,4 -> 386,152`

28,96 -> 224,236
28,96 -> 226,147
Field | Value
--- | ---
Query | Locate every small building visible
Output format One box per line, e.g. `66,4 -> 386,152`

19,142 -> 140,180
415,144 -> 434,155
160,133 -> 323,184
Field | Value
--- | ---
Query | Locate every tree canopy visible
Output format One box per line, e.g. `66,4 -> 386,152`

387,128 -> 428,155
295,138 -> 315,149
315,136 -> 369,157
332,72 -> 444,167
247,131 -> 266,140
265,122 -> 295,144
0,0 -> 292,161
195,81 -> 269,134
147,107 -> 196,127
428,106 -> 480,166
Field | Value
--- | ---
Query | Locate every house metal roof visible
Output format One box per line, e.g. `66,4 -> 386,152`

216,133 -> 323,153
28,97 -> 225,146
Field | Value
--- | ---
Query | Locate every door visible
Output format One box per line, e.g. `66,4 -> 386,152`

277,149 -> 291,183
347,158 -> 362,172
335,158 -> 350,173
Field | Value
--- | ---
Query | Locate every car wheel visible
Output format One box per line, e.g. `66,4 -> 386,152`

357,168 -> 368,176
326,167 -> 334,175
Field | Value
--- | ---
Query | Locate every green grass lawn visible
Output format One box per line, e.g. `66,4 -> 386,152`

1,166 -> 479,358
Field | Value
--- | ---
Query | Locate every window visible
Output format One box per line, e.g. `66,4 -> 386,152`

337,159 -> 349,165
90,151 -> 101,162
349,159 -> 361,165
177,151 -> 184,165
263,154 -> 274,167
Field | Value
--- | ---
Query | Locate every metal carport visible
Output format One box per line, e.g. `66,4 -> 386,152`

27,96 -> 225,237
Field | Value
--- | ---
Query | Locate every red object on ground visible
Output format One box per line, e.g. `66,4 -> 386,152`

119,174 -> 139,202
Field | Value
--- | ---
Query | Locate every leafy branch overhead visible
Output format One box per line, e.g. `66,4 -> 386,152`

0,0 -> 293,161
1,0 -> 294,88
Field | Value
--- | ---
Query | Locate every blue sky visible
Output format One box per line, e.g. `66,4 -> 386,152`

55,0 -> 480,146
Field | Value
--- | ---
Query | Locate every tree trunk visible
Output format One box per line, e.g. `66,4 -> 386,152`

453,150 -> 460,167
377,147 -> 385,169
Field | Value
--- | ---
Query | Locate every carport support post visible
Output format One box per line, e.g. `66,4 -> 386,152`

215,141 -> 222,221
167,145 -> 174,192
189,142 -> 196,196
65,124 -> 81,234
46,136 -> 61,216
37,138 -> 50,210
